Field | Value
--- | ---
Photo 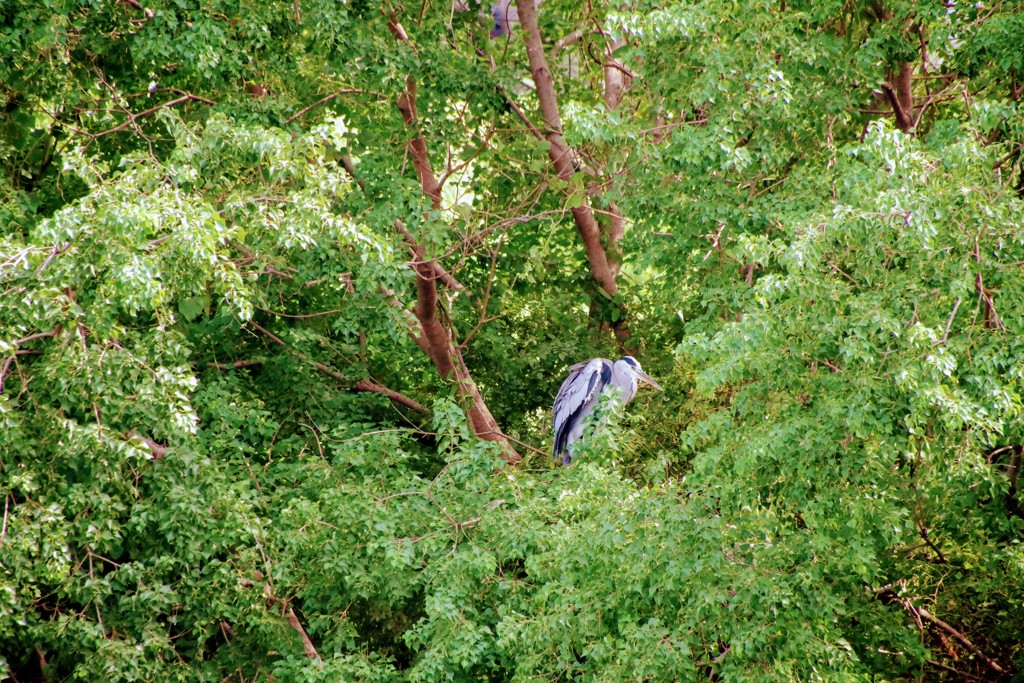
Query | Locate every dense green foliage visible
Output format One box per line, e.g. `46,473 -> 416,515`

2,0 -> 1023,680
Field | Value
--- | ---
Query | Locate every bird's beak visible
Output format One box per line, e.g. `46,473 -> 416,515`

636,369 -> 663,392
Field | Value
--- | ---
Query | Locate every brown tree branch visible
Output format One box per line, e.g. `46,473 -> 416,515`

245,324 -> 428,414
549,28 -> 602,57
603,37 -> 628,111
383,15 -> 521,462
13,326 -> 62,346
239,578 -> 320,660
353,378 -> 428,413
915,524 -> 947,564
207,359 -> 267,370
513,0 -> 619,301
926,659 -> 985,682
878,586 -> 1006,675
89,93 -> 216,141
0,350 -> 39,395
483,48 -> 545,142
913,605 -> 1005,674
393,74 -> 442,208
1,326 -> 61,395
975,273 -> 1005,330
881,62 -> 914,132
129,432 -> 169,460
381,288 -> 433,355
284,604 -> 320,660
1007,445 -> 1022,518
393,220 -> 464,291
339,154 -> 365,191
285,89 -> 377,124
932,297 -> 961,347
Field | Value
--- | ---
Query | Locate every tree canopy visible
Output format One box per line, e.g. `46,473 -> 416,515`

2,0 -> 1023,680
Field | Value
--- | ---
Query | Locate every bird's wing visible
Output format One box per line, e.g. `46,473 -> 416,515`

490,0 -> 514,37
552,358 -> 611,457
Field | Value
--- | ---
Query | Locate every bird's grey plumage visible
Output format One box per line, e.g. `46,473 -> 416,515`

552,356 -> 662,466
489,0 -> 518,38
489,0 -> 541,38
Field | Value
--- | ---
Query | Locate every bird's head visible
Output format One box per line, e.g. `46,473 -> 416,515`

617,356 -> 664,392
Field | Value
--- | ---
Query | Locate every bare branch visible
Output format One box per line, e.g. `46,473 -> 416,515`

284,605 -> 320,660
132,433 -> 169,460
208,359 -> 266,370
256,306 -> 342,319
1007,445 -> 1022,518
250,321 -> 288,347
246,323 -> 428,415
603,37 -> 629,111
89,93 -> 216,141
459,235 -> 503,350
878,586 -> 1006,675
926,659 -> 985,682
285,89 -> 379,124
338,154 -> 365,191
915,524 -> 947,564
379,17 -> 521,462
975,273 -> 1005,331
1,494 -> 9,546
38,243 -> 71,272
550,28 -> 592,56
914,605 -> 1004,674
932,297 -> 961,347
828,262 -> 857,286
354,378 -> 428,413
13,326 -> 62,346
240,578 -> 320,660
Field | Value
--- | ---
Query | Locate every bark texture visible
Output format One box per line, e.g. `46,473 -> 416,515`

388,19 -> 520,463
514,0 -> 619,301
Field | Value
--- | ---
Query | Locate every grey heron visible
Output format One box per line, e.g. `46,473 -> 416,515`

489,0 -> 541,38
552,356 -> 663,465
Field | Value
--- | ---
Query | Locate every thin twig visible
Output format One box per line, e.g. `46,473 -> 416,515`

89,93 -> 216,141
932,297 -> 961,347
208,359 -> 266,370
298,422 -> 325,459
0,349 -> 41,395
247,323 -> 427,413
926,659 -> 984,682
828,262 -> 858,286
916,525 -> 947,564
354,378 -> 429,413
255,306 -> 342,319
818,359 -> 842,373
284,89 -> 376,124
13,328 -> 62,346
0,494 -> 9,546
459,235 -> 503,350
38,243 -> 71,272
